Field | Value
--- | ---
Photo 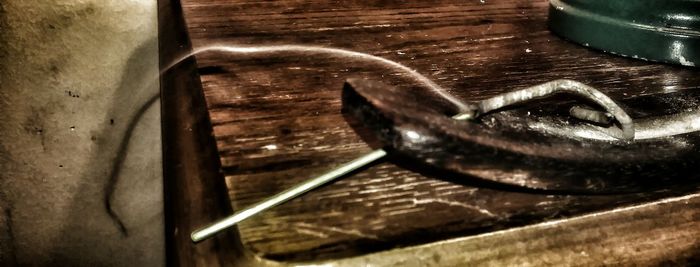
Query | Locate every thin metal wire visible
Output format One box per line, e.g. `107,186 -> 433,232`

167,44 -> 473,112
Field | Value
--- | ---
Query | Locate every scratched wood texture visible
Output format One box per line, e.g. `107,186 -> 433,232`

178,0 -> 700,262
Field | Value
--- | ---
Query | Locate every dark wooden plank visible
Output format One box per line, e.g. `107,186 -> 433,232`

159,0 -> 243,266
178,0 -> 700,262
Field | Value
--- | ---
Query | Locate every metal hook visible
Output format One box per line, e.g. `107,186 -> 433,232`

477,79 -> 634,140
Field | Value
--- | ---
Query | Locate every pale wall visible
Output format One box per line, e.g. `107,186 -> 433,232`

0,0 -> 163,265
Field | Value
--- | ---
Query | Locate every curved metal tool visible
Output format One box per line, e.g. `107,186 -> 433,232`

344,78 -> 700,193
190,77 -> 683,242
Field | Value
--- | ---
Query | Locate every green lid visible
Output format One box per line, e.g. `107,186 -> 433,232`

548,0 -> 699,67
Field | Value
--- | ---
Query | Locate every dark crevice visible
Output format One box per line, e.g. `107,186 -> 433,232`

103,94 -> 160,237
3,208 -> 18,265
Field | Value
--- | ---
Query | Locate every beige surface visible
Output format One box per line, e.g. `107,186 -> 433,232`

0,0 -> 162,265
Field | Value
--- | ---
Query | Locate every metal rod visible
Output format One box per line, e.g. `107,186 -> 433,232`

191,149 -> 387,242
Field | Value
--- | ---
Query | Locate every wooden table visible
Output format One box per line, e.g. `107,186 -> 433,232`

160,0 -> 700,265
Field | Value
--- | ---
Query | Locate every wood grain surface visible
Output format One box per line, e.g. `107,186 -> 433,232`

177,0 -> 700,262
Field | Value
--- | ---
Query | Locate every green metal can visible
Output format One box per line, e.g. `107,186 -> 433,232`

549,0 -> 699,67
